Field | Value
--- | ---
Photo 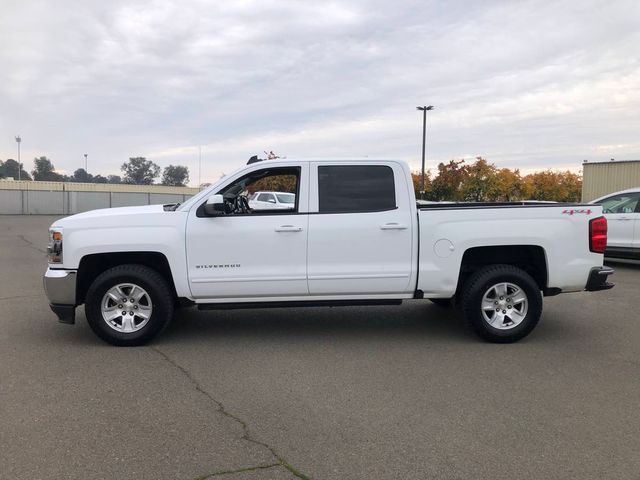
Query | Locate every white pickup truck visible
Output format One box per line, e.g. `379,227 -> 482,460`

44,158 -> 614,346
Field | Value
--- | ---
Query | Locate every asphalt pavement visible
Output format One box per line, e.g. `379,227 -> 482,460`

1,215 -> 638,480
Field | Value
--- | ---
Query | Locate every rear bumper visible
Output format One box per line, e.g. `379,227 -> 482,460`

43,268 -> 77,324
585,266 -> 615,292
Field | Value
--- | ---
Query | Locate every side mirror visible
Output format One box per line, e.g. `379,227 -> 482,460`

204,194 -> 225,216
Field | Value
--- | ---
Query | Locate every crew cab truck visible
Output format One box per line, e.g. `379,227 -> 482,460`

44,158 -> 614,346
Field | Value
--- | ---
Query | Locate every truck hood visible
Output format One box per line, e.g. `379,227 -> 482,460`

52,204 -> 168,228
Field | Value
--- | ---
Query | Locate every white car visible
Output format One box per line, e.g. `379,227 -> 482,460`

590,187 -> 640,259
43,158 -> 613,346
248,191 -> 296,210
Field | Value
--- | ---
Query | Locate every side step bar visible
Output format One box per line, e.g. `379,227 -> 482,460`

198,299 -> 403,311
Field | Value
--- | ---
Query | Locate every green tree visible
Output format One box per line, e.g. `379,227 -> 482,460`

72,168 -> 93,183
429,159 -> 468,201
411,171 -> 432,198
523,170 -> 582,202
423,157 -> 582,203
32,157 -> 63,181
1,159 -> 31,180
460,157 -> 499,201
161,165 -> 190,186
121,157 -> 160,185
492,168 -> 527,201
557,170 -> 582,202
107,175 -> 122,184
92,174 -> 108,184
250,174 -> 297,193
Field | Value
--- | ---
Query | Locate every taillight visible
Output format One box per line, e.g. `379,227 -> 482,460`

589,216 -> 607,253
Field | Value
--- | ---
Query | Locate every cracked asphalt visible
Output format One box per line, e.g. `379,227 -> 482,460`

1,215 -> 639,480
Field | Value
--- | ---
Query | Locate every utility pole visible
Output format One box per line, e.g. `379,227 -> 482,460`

84,153 -> 88,173
15,135 -> 21,181
416,105 -> 434,199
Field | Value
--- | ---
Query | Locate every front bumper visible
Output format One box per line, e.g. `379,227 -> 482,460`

585,266 -> 615,292
43,268 -> 77,324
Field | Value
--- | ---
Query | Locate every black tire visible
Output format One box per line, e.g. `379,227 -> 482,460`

429,298 -> 454,307
461,264 -> 542,343
85,264 -> 174,346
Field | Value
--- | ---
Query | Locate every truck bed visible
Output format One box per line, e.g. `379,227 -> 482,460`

415,202 -> 602,297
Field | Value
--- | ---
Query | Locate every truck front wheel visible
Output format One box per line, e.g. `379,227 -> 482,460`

85,264 -> 174,346
461,264 -> 542,343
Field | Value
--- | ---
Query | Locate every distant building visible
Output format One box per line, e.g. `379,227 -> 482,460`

582,159 -> 640,201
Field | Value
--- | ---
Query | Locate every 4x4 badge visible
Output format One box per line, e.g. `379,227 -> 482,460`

562,209 -> 592,215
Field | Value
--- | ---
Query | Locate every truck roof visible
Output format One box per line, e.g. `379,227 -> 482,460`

249,157 -> 402,164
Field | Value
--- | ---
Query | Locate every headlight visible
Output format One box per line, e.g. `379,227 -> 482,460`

47,228 -> 63,263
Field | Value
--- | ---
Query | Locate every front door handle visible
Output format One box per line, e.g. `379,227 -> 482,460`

380,222 -> 408,230
275,225 -> 303,232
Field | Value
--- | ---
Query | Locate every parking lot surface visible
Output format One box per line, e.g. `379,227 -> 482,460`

1,215 -> 639,480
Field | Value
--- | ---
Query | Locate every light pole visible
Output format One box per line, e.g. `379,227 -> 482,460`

84,153 -> 88,173
416,105 -> 434,199
15,135 -> 21,181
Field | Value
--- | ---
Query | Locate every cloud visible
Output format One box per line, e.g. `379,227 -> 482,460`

1,0 -> 639,184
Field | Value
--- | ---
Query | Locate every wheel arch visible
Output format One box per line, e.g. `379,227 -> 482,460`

76,252 -> 177,305
455,245 -> 549,297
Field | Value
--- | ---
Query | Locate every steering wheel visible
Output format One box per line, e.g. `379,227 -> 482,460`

227,195 -> 251,214
240,195 -> 252,214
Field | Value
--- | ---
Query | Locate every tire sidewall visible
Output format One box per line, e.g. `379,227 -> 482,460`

464,267 -> 542,342
85,266 -> 172,346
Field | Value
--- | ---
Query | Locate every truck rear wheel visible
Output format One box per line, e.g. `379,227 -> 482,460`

85,264 -> 174,346
461,264 -> 542,343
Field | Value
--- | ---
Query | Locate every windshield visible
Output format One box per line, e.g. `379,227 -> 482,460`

276,193 -> 295,204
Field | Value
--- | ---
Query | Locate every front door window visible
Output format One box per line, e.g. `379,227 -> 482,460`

212,167 -> 299,215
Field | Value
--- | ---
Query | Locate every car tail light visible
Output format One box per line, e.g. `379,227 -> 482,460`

589,216 -> 607,254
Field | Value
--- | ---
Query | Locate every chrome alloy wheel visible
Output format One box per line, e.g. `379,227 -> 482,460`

480,282 -> 528,330
101,283 -> 153,333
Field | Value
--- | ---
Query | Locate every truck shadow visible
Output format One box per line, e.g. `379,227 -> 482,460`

157,300 -> 572,345
61,301 -> 580,347
160,301 -> 474,343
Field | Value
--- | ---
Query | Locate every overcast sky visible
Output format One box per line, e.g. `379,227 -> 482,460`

1,0 -> 639,185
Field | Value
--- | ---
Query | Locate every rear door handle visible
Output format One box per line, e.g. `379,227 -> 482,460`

275,225 -> 303,232
380,222 -> 408,230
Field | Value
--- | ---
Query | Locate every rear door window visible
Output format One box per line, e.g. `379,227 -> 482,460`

318,165 -> 396,214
